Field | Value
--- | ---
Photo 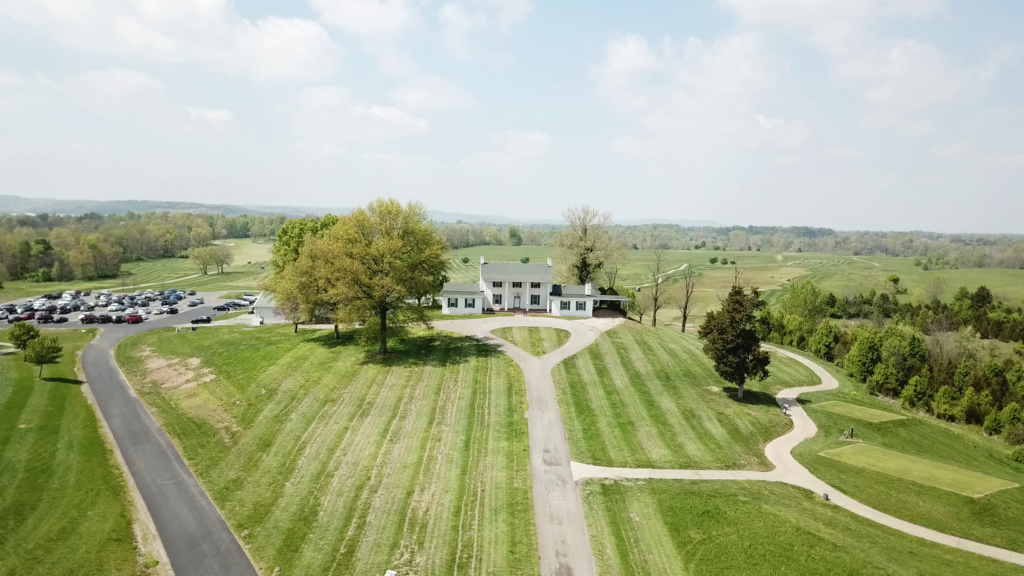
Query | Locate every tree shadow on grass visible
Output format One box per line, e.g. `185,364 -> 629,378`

42,377 -> 84,386
307,328 -> 502,367
720,386 -> 779,407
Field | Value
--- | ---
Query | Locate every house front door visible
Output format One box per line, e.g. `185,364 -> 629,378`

513,295 -> 521,309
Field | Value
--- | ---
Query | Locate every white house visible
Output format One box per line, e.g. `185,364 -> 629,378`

440,256 -> 629,317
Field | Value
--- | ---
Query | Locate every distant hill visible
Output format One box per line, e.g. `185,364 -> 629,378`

0,195 -> 721,227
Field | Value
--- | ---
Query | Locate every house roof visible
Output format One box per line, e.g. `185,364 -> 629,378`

550,284 -> 592,297
441,282 -> 483,296
480,262 -> 553,282
253,291 -> 275,308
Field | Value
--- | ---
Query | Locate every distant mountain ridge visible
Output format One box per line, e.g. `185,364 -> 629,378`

0,194 -> 720,227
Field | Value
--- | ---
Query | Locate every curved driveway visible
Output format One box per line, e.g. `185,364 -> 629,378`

76,298 -> 258,576
437,316 -> 621,576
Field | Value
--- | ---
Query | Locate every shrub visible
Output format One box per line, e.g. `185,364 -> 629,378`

520,256 -> 530,264
901,373 -> 931,410
1011,446 -> 1024,464
809,320 -> 842,361
9,322 -> 41,350
709,257 -> 719,264
845,328 -> 882,382
1004,423 -> 1024,446
721,258 -> 729,265
932,385 -> 960,422
983,412 -> 1003,436
460,256 -> 470,264
1002,403 -> 1023,430
867,363 -> 901,397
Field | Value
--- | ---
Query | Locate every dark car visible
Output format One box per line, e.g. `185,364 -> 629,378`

96,314 -> 113,324
113,315 -> 126,324
57,305 -> 72,315
81,290 -> 91,296
165,307 -> 178,315
44,304 -> 57,312
53,316 -> 68,324
212,305 -> 229,311
8,315 -> 25,324
125,313 -> 143,324
187,289 -> 197,295
80,314 -> 97,324
36,312 -> 53,323
187,300 -> 199,307
191,316 -> 212,324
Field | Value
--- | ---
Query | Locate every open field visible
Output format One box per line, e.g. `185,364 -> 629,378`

115,325 -> 539,576
819,444 -> 1019,497
492,326 -> 569,357
0,238 -> 274,302
0,329 -> 141,576
552,323 -> 816,470
581,480 -> 1024,576
790,350 -> 1024,552
811,401 -> 907,423
445,246 -> 1024,325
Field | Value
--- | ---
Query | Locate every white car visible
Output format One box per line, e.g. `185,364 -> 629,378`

194,297 -> 204,304
124,307 -> 137,314
140,307 -> 152,314
153,308 -> 165,315
242,295 -> 258,303
233,299 -> 250,307
107,304 -> 121,312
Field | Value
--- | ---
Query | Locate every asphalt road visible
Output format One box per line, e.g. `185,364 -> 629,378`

67,295 -> 260,576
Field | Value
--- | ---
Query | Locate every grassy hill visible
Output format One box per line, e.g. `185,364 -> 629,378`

0,329 -> 141,576
115,325 -> 539,576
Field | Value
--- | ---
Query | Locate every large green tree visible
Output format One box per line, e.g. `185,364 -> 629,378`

311,199 -> 448,355
270,214 -> 339,272
9,322 -> 40,350
698,280 -> 771,401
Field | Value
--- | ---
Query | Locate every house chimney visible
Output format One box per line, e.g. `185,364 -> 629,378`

480,255 -> 485,265
547,258 -> 552,267
585,282 -> 592,296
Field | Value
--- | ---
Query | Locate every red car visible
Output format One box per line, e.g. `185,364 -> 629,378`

80,313 -> 97,324
21,311 -> 36,320
96,314 -> 113,324
125,313 -> 143,324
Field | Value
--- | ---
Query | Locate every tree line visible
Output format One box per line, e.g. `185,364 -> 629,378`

0,211 -> 285,284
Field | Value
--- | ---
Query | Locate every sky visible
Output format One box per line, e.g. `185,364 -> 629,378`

0,0 -> 1022,233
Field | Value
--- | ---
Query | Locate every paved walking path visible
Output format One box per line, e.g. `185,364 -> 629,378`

572,345 -> 1024,567
437,316 -> 623,576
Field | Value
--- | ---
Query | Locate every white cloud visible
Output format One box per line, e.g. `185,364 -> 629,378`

438,0 -> 531,58
0,0 -> 337,82
65,68 -> 164,112
309,0 -> 418,72
594,32 -> 801,151
464,130 -> 550,165
389,75 -> 474,112
287,85 -> 428,157
187,107 -> 233,131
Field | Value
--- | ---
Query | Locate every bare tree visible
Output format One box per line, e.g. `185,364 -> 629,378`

554,205 -> 614,285
649,249 -> 668,327
676,265 -> 699,333
631,291 -> 652,324
601,248 -> 625,288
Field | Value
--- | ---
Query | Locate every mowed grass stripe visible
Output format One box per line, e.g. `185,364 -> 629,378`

117,327 -> 539,576
819,444 -> 1019,497
491,327 -> 570,357
811,401 -> 906,423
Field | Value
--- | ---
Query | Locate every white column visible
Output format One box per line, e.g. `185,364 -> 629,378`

505,283 -> 509,311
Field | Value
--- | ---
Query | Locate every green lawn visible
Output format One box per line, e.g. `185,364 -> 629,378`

581,480 -> 1024,576
819,444 -> 1019,497
491,326 -> 570,357
0,329 -> 141,576
212,310 -> 250,322
553,323 -> 816,470
0,239 -> 273,302
811,401 -> 906,423
115,325 -> 539,576
791,351 -> 1024,553
444,246 -> 1024,325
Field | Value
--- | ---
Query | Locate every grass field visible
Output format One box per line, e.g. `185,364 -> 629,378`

0,239 -> 274,302
811,401 -> 906,423
116,325 -> 539,576
445,246 -> 1024,326
491,326 -> 569,357
819,444 -> 1019,497
790,350 -> 1024,552
552,323 -> 817,470
212,310 -> 250,322
0,329 -> 141,576
581,480 -> 1024,576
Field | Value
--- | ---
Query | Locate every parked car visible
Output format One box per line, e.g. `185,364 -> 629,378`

21,311 -> 36,320
57,305 -> 72,315
79,314 -> 97,324
242,295 -> 258,303
37,314 -> 53,324
191,316 -> 212,324
124,307 -> 137,315
193,297 -> 204,305
125,313 -> 143,324
81,290 -> 91,296
165,307 -> 178,315
187,289 -> 197,295
53,316 -> 69,324
187,300 -> 199,307
96,314 -> 113,324
113,315 -> 126,324
212,305 -> 229,311
152,308 -> 165,315
8,315 -> 25,324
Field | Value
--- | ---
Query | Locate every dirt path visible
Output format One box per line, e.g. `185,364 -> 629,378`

572,345 -> 1024,567
436,316 -> 623,576
626,263 -> 688,289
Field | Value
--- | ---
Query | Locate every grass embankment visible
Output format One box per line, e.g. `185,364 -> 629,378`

212,310 -> 250,322
425,308 -> 513,321
0,239 -> 273,302
444,246 -> 1024,325
792,355 -> 1024,553
0,329 -> 141,576
581,480 -> 1024,576
492,326 -> 569,357
553,323 -> 815,470
116,325 -> 539,576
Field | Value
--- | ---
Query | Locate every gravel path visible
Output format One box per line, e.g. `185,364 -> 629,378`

436,315 -> 623,576
572,345 -> 1024,567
